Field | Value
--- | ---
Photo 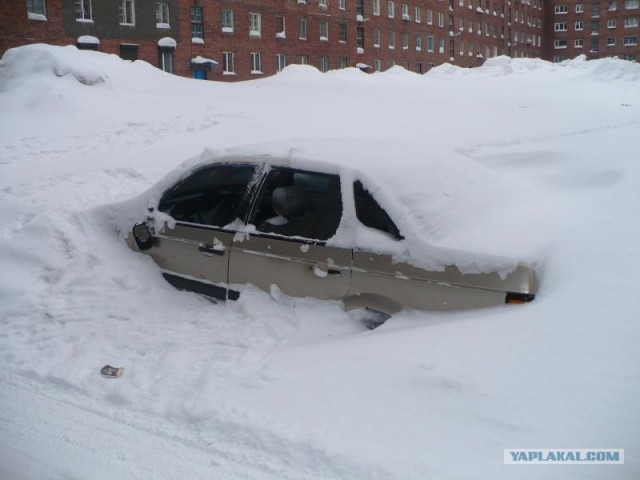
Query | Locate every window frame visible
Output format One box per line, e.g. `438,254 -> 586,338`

191,6 -> 203,39
250,52 -> 262,74
155,2 -> 170,28
221,9 -> 234,33
299,18 -> 308,39
76,0 -> 92,22
249,12 -> 262,38
119,0 -> 135,26
27,0 -> 46,19
223,51 -> 235,74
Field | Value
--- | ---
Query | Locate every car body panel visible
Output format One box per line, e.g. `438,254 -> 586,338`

229,234 -> 351,300
350,250 -> 508,311
149,223 -> 234,289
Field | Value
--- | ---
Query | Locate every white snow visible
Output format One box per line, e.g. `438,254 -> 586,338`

77,35 -> 100,45
191,55 -> 217,65
158,37 -> 177,48
1,44 -> 639,479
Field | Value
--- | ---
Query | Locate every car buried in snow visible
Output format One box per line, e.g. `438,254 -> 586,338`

128,153 -> 538,324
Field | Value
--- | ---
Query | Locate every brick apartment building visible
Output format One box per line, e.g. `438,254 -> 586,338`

0,0 -> 636,81
543,0 -> 639,61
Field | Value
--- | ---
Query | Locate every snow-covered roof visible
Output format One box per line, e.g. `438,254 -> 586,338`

77,36 -> 100,45
157,37 -> 177,48
191,56 -> 218,65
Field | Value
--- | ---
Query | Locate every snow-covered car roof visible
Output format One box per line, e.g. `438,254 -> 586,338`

123,138 -> 546,277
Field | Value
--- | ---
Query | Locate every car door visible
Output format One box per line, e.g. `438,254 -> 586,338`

348,181 -> 506,311
228,167 -> 351,300
148,163 -> 257,299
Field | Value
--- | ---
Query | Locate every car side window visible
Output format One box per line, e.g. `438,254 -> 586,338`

158,164 -> 255,227
252,168 -> 342,241
354,181 -> 403,239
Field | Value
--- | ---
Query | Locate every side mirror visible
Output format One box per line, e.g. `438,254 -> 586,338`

132,222 -> 153,251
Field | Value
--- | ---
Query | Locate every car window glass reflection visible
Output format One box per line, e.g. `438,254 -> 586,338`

354,181 -> 403,239
253,169 -> 342,241
158,165 -> 255,227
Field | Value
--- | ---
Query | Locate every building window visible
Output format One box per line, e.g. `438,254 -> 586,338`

373,0 -> 380,15
320,21 -> 329,40
388,31 -> 395,48
624,35 -> 638,44
623,53 -> 637,59
356,0 -> 364,15
590,37 -> 599,50
624,17 -> 638,27
555,22 -> 568,31
554,39 -> 568,48
575,38 -> 584,47
592,19 -> 600,30
276,16 -> 286,38
388,60 -> 395,68
120,44 -> 138,61
276,54 -> 287,71
575,21 -> 584,30
119,0 -> 135,25
606,36 -> 616,45
319,0 -> 328,9
191,6 -> 203,38
415,33 -> 422,50
299,18 -> 307,39
609,1 -> 618,9
439,38 -> 445,53
339,23 -> 347,42
156,3 -> 169,28
555,5 -> 568,13
374,59 -> 381,71
159,49 -> 173,73
251,52 -> 262,73
402,3 -> 410,19
27,0 -> 46,19
416,62 -> 423,73
388,1 -> 395,18
221,9 -> 234,33
607,18 -> 616,27
402,32 -> 409,49
249,13 -> 261,37
222,52 -> 235,74
373,28 -> 381,47
625,0 -> 639,9
320,56 -> 329,72
357,27 -> 365,48
339,0 -> 346,9
427,10 -> 433,24
553,55 -> 567,62
438,12 -> 444,27
427,35 -> 434,51
576,3 -> 585,11
299,55 -> 309,64
339,57 -> 348,68
76,0 -> 92,21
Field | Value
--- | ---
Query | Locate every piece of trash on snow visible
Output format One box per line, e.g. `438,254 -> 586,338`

101,365 -> 125,378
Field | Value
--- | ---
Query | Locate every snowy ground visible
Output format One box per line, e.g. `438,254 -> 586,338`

1,45 -> 639,479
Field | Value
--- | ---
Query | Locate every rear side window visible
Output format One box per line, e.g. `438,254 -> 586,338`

158,164 -> 255,227
252,168 -> 342,241
354,181 -> 402,239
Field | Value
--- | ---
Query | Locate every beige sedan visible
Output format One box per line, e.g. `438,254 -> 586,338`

130,156 -> 538,325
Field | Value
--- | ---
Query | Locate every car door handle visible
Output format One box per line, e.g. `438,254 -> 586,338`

198,243 -> 225,256
311,264 -> 342,277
